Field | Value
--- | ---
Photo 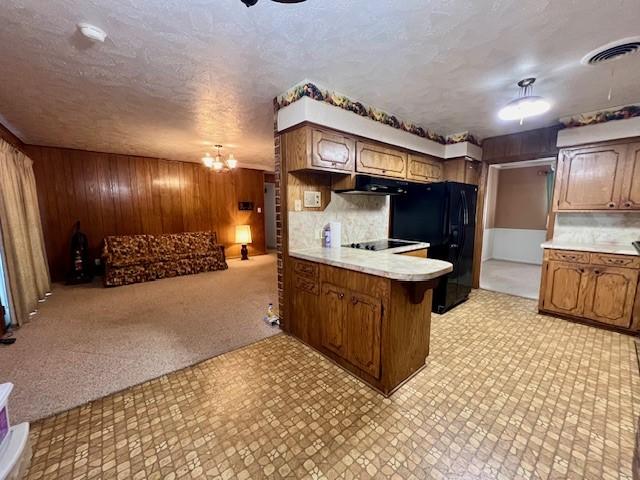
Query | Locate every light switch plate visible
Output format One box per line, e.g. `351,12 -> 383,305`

303,190 -> 321,208
294,199 -> 302,211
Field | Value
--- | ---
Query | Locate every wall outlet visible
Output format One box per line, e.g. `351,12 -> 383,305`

257,207 -> 262,213
303,190 -> 321,208
294,199 -> 302,211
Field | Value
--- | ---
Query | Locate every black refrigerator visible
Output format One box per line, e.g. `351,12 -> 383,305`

391,181 -> 477,314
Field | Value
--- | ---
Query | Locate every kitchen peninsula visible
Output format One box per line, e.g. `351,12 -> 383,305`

288,243 -> 452,395
275,118 -> 477,395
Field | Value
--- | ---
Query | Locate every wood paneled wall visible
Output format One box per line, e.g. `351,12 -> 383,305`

482,125 -> 561,164
27,146 -> 267,281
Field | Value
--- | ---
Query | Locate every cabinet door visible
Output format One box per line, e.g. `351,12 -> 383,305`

407,154 -> 443,183
345,291 -> 382,378
583,266 -> 638,328
619,142 -> 640,210
356,141 -> 407,178
464,161 -> 481,186
542,261 -> 589,315
311,129 -> 355,172
557,144 -> 626,210
320,283 -> 347,356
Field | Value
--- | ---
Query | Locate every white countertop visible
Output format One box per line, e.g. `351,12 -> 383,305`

289,243 -> 453,282
541,240 -> 638,256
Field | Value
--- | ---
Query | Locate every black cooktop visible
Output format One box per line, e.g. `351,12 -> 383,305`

345,239 -> 417,251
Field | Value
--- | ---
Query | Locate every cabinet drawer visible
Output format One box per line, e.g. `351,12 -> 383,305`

589,253 -> 640,269
548,250 -> 590,263
293,260 -> 318,279
295,275 -> 319,295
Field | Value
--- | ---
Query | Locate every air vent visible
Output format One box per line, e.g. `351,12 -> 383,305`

581,37 -> 640,65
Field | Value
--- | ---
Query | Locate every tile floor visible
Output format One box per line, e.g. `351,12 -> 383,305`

480,259 -> 542,300
24,290 -> 639,479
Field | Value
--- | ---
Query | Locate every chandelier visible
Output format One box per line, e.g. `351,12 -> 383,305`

202,145 -> 237,171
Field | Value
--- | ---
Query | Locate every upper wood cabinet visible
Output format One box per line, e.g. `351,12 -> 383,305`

442,157 -> 481,185
311,128 -> 355,172
554,139 -> 640,211
356,141 -> 407,178
620,142 -> 640,210
286,126 -> 356,173
407,154 -> 443,183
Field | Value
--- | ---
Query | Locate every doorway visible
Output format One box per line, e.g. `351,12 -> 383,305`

480,158 -> 555,299
264,181 -> 277,250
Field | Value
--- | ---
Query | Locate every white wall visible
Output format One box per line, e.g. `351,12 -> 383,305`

484,228 -> 546,264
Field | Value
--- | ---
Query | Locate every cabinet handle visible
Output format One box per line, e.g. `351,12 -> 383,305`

579,268 -> 585,273
351,296 -> 358,305
607,202 -> 616,208
624,201 -> 632,208
338,292 -> 344,299
594,269 -> 601,275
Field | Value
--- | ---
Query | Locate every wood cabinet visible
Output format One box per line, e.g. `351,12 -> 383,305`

311,128 -> 356,172
286,126 -> 356,173
541,261 -> 589,316
286,257 -> 435,395
620,142 -> 640,210
356,141 -> 407,178
320,283 -> 348,356
443,157 -> 481,185
539,249 -> 640,332
407,154 -> 443,183
554,139 -> 640,211
582,266 -> 638,328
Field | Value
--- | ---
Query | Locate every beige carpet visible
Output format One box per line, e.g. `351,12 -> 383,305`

1,254 -> 278,423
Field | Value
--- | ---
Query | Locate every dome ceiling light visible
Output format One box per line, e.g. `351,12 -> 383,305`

240,0 -> 306,7
202,145 -> 237,172
498,78 -> 551,125
77,23 -> 107,42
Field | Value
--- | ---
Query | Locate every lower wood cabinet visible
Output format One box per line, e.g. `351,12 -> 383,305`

539,249 -> 640,332
542,261 -> 588,316
286,256 -> 434,395
582,266 -> 638,328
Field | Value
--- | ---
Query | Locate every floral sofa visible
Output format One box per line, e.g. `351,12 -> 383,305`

102,231 -> 227,287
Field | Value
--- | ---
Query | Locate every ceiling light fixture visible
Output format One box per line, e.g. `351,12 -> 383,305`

498,78 -> 551,125
77,23 -> 107,42
203,145 -> 237,172
240,0 -> 306,7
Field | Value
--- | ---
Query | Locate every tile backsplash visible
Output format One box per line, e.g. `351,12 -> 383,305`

553,212 -> 640,244
288,193 -> 389,250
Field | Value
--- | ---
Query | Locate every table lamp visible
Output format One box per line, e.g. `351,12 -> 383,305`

235,225 -> 252,260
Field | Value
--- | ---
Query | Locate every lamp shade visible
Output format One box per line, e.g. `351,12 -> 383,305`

235,225 -> 252,244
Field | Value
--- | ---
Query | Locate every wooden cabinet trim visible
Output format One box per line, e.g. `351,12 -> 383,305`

547,250 -> 590,264
589,252 -> 640,269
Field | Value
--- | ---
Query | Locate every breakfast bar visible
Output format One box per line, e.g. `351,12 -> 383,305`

286,243 -> 452,395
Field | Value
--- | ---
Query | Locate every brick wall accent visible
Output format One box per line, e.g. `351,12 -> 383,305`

273,116 -> 284,324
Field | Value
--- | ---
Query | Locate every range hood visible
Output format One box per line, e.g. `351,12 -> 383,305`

333,174 -> 409,195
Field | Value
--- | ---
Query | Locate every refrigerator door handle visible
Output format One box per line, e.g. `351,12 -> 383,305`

461,190 -> 469,226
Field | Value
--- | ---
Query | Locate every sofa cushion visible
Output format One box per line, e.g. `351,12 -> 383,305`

105,235 -> 151,267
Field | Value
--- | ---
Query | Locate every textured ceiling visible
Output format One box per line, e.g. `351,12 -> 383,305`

1,0 -> 639,169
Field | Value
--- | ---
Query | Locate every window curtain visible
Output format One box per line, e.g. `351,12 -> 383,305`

0,139 -> 50,327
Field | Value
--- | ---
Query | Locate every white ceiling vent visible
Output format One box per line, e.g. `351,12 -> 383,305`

581,37 -> 640,65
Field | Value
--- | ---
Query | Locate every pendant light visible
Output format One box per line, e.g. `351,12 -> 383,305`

203,145 -> 237,172
498,78 -> 551,124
